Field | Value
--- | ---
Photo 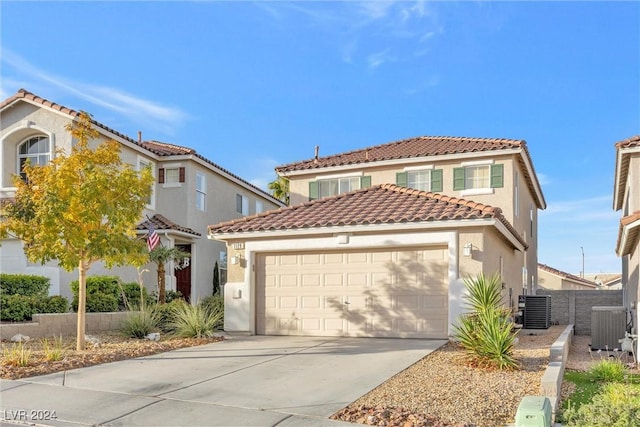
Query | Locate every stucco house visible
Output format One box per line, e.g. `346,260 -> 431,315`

614,135 -> 640,357
537,263 -> 598,290
0,89 -> 283,302
209,136 -> 546,338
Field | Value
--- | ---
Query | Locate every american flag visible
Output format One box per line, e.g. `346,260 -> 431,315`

147,222 -> 160,252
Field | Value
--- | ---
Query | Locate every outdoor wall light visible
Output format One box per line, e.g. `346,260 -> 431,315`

463,243 -> 473,257
231,254 -> 242,265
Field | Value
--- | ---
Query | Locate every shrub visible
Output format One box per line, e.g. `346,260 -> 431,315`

71,276 -> 120,312
453,273 -> 518,370
2,342 -> 33,367
155,299 -> 184,333
0,294 -> 33,321
199,293 -> 224,329
41,335 -> 67,362
0,273 -> 50,297
118,282 -> 150,310
589,359 -> 626,382
562,382 -> 640,426
152,290 -> 184,304
120,305 -> 160,338
168,301 -> 223,338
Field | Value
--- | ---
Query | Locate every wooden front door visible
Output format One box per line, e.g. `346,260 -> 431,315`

175,244 -> 192,302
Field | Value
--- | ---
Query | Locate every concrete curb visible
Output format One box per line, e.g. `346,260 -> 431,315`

541,325 -> 574,419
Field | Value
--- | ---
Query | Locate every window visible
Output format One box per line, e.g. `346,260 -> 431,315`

256,200 -> 264,214
196,173 -> 206,211
309,176 -> 371,200
236,194 -> 248,215
137,157 -> 155,208
396,169 -> 443,192
18,136 -> 50,179
158,166 -> 185,185
453,164 -> 503,191
219,251 -> 228,285
514,171 -> 519,217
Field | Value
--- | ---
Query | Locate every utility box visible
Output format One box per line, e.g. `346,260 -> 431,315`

520,295 -> 551,329
515,396 -> 552,427
591,306 -> 626,350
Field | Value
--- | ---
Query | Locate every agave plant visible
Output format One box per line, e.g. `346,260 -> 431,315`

168,300 -> 223,338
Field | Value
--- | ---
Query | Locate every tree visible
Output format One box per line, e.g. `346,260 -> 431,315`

268,176 -> 290,205
213,261 -> 220,295
149,246 -> 189,304
0,112 -> 154,350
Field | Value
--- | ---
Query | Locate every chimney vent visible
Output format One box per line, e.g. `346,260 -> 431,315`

314,145 -> 319,160
138,131 -> 142,144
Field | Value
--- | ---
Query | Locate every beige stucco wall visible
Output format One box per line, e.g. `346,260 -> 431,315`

537,269 -> 596,291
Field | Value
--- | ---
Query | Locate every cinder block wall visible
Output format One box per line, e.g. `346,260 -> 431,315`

536,290 -> 623,335
0,312 -> 131,340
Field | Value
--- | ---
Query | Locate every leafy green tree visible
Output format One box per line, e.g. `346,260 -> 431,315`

0,112 -> 154,350
149,246 -> 189,304
268,176 -> 290,205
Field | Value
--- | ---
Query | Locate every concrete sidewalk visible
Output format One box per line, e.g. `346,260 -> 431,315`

1,335 -> 446,426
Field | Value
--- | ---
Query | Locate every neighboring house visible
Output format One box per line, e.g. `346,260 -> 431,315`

613,135 -> 640,358
0,89 -> 283,302
583,273 -> 622,290
209,136 -> 546,338
538,263 -> 599,290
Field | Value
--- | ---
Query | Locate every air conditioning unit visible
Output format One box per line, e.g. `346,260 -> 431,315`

591,306 -> 627,351
520,295 -> 551,329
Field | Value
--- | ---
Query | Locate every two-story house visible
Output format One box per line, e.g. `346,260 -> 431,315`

0,89 -> 283,302
209,136 -> 546,338
537,263 -> 598,290
614,135 -> 640,359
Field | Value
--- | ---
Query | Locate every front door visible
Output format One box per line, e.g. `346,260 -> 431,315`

175,244 -> 192,302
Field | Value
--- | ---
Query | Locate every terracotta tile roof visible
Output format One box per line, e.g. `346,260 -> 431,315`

617,210 -> 640,256
615,135 -> 640,149
138,214 -> 201,237
276,136 -> 525,172
209,184 -> 527,248
1,89 -> 283,206
1,89 -> 140,146
140,140 -> 195,156
538,263 -> 598,287
275,135 -> 546,209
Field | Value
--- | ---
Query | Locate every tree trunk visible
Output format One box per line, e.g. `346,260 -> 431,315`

76,259 -> 87,351
158,262 -> 166,304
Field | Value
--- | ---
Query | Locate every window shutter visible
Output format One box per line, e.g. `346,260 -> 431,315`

490,164 -> 504,188
430,169 -> 443,192
158,168 -> 165,184
309,181 -> 319,201
179,167 -> 186,183
453,167 -> 465,190
360,175 -> 372,188
396,172 -> 408,187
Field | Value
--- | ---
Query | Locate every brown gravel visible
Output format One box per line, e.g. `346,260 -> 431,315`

331,326 -> 567,427
0,333 -> 222,380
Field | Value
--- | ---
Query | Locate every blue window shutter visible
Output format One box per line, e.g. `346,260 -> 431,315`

453,167 -> 465,190
491,164 -> 504,188
431,169 -> 443,192
309,181 -> 319,201
396,172 -> 408,187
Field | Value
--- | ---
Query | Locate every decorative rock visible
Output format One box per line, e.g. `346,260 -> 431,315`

85,334 -> 101,348
146,332 -> 160,341
10,334 -> 30,342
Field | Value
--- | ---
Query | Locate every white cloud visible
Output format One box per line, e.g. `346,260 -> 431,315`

541,195 -> 612,216
1,49 -> 190,136
367,48 -> 394,69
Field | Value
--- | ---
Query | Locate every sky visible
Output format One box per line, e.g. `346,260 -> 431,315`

1,1 -> 638,278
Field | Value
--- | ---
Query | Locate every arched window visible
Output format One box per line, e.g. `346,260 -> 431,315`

18,136 -> 50,179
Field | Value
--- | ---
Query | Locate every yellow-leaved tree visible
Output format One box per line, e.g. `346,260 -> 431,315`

0,112 -> 154,350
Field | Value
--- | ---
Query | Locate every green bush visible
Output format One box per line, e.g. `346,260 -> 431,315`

0,294 -> 68,321
453,273 -> 518,370
0,273 -> 50,297
152,289 -> 183,304
154,300 -> 184,333
199,293 -> 224,321
0,294 -> 33,321
118,283 -> 150,310
168,300 -> 223,338
71,276 -> 120,312
562,383 -> 640,426
589,359 -> 626,382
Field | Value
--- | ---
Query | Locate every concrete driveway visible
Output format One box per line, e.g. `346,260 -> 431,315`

1,335 -> 446,426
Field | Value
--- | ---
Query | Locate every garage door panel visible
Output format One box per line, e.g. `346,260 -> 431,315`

256,247 -> 448,338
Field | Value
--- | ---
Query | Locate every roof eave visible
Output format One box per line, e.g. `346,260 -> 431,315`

616,216 -> 640,257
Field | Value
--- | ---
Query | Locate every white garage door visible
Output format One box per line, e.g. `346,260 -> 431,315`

256,247 -> 449,338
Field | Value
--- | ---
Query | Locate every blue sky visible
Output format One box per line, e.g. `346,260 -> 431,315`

1,1 -> 638,277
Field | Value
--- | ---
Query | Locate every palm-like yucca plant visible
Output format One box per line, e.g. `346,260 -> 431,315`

168,300 -> 223,338
453,272 -> 519,370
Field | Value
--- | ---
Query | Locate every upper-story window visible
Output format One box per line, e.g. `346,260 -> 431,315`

158,166 -> 185,185
256,200 -> 264,214
396,169 -> 443,192
137,156 -> 155,209
453,163 -> 503,192
196,172 -> 206,211
308,175 -> 371,201
18,136 -> 50,179
236,194 -> 248,215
